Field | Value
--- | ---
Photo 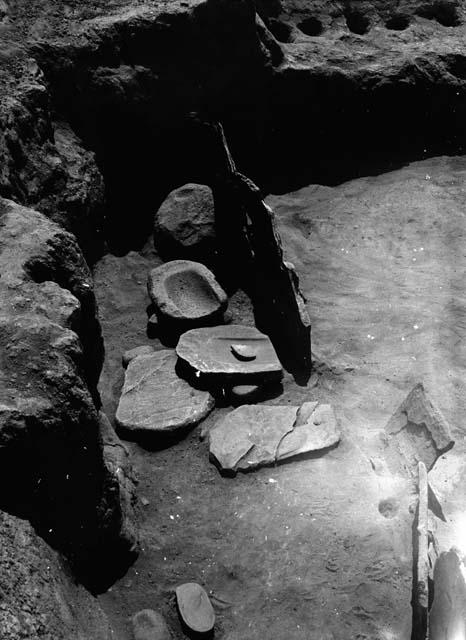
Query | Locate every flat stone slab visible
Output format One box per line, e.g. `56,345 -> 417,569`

116,350 -> 214,438
209,401 -> 340,473
147,260 -> 227,324
176,325 -> 283,383
382,383 -> 454,477
175,583 -> 215,634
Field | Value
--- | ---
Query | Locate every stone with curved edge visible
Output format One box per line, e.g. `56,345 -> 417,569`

132,609 -> 173,640
147,260 -> 228,325
176,325 -> 283,384
231,343 -> 257,361
175,583 -> 215,635
116,350 -> 214,438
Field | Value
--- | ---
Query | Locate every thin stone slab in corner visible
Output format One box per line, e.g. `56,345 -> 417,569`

382,383 -> 454,477
116,350 -> 214,439
176,325 -> 283,384
209,401 -> 340,473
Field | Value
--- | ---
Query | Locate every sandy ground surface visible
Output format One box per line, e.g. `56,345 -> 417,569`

93,155 -> 466,640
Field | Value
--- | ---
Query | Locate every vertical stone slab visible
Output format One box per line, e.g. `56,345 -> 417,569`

413,461 -> 429,640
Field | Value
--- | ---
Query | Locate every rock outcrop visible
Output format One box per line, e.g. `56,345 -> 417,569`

0,198 -> 136,590
0,509 -> 113,640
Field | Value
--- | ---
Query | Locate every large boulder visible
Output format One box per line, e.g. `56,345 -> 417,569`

0,509 -> 113,640
0,198 -> 137,590
154,183 -> 217,263
116,350 -> 214,440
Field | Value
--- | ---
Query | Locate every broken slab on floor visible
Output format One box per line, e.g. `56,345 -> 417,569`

116,350 -> 214,440
176,325 -> 283,384
209,402 -> 340,474
147,259 -> 227,326
382,383 -> 454,477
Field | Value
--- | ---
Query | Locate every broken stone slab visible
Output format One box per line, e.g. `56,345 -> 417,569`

132,609 -> 173,640
147,260 -> 228,326
153,183 -> 217,263
429,548 -> 466,640
115,350 -> 214,439
230,384 -> 262,404
122,345 -> 154,368
175,583 -> 215,635
176,325 -> 283,385
382,383 -> 454,477
209,401 -> 340,473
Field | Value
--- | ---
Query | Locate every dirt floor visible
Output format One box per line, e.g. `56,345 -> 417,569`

93,155 -> 466,640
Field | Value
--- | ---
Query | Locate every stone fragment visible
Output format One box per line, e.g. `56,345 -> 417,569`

429,548 -> 466,640
209,402 -> 340,473
154,183 -> 216,262
175,583 -> 215,634
147,260 -> 228,326
122,345 -> 154,368
230,384 -> 262,403
98,412 -> 139,560
176,325 -> 283,384
383,383 -> 454,477
116,350 -> 214,438
231,343 -> 257,361
132,609 -> 172,640
277,402 -> 340,461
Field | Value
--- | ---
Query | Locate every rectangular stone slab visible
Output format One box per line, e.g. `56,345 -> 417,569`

176,325 -> 283,384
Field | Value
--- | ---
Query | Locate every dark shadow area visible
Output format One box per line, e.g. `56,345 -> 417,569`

385,14 -> 411,30
416,1 -> 461,27
345,10 -> 370,34
297,16 -> 324,36
115,422 -> 200,452
267,17 -> 295,42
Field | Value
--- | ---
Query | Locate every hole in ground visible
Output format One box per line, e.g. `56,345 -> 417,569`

267,18 -> 294,43
345,10 -> 370,35
297,16 -> 324,37
385,14 -> 411,31
416,1 -> 461,27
